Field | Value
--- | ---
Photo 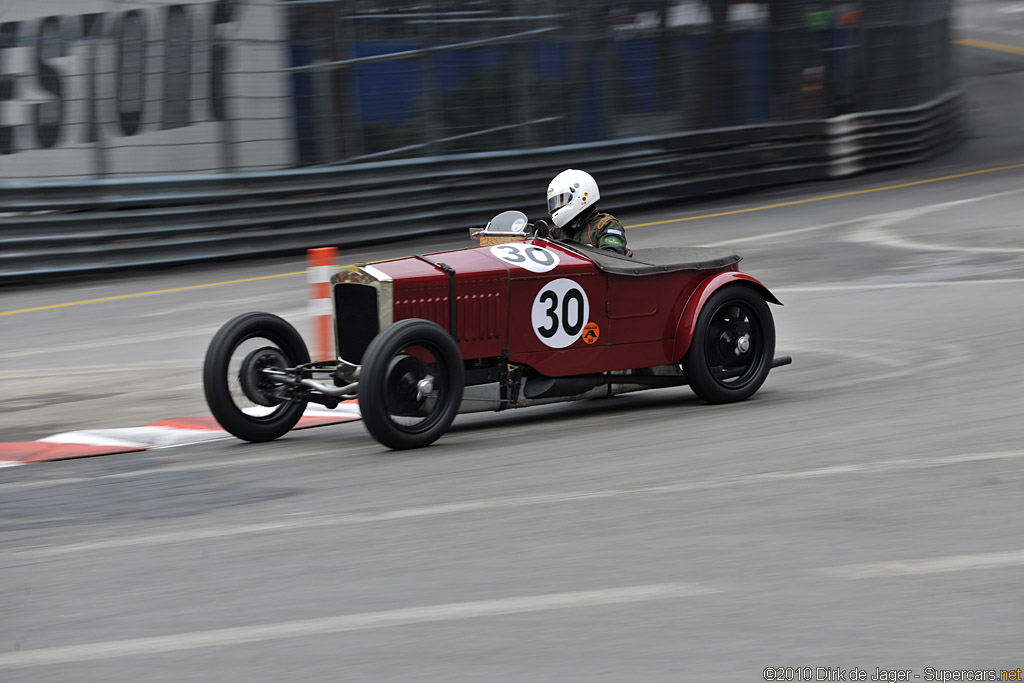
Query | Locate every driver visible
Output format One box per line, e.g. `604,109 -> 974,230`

542,169 -> 629,255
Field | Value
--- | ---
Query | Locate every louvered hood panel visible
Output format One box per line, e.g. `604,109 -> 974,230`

342,248 -> 512,361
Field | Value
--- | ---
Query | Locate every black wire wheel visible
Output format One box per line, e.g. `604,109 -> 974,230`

682,285 -> 775,404
359,319 -> 465,450
203,312 -> 311,442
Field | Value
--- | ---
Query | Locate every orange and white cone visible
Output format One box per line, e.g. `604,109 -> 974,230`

307,247 -> 337,361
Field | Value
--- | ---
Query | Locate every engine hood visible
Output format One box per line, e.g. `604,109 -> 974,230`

334,239 -> 598,286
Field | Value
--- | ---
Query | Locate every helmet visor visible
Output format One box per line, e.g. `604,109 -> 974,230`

547,190 -> 573,215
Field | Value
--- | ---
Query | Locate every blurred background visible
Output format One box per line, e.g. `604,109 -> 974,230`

0,0 -> 961,279
286,0 -> 953,164
0,0 -> 954,177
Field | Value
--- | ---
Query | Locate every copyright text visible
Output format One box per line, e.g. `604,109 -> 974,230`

763,667 -> 1023,681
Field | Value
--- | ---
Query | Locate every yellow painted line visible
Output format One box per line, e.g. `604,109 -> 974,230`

0,271 -> 307,317
5,161 -> 1024,317
625,163 -> 1024,229
954,38 -> 1024,57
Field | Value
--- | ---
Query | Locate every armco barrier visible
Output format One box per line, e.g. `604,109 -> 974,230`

0,93 -> 959,284
827,91 -> 961,177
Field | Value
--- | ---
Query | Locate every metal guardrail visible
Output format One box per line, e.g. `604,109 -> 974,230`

0,93 -> 959,283
827,91 -> 961,177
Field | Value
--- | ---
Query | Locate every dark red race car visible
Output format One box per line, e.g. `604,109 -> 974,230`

203,211 -> 791,450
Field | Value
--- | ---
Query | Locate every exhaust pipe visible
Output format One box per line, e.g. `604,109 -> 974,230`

523,375 -> 602,399
523,373 -> 690,399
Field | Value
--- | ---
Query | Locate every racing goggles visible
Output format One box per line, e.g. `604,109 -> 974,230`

547,189 -> 574,214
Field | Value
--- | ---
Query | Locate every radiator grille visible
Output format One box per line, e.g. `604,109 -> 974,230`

333,283 -> 378,364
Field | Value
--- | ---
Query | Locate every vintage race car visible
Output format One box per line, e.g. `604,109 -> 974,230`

203,211 -> 791,450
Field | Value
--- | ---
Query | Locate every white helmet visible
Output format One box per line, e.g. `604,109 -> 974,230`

547,169 -> 600,228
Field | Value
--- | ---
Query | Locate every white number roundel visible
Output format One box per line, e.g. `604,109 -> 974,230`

489,243 -> 559,273
531,279 -> 590,348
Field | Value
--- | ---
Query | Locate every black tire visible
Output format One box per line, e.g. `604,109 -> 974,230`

682,285 -> 775,404
359,319 -> 464,450
203,312 -> 311,442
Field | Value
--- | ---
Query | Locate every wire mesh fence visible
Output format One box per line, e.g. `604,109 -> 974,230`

0,0 -> 955,180
286,0 -> 956,164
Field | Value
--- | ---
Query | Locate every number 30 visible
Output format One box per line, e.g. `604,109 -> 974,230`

490,244 -> 559,272
531,279 -> 590,348
536,289 -> 584,338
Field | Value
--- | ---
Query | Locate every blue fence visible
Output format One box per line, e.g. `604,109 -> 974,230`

282,2 -> 951,166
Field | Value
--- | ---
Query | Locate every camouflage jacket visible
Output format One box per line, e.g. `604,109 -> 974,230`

549,212 -> 628,255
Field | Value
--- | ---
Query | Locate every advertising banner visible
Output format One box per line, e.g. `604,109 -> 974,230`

0,0 -> 294,180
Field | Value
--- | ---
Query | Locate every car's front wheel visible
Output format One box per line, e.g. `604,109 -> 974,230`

203,312 -> 310,442
359,319 -> 464,450
682,285 -> 775,404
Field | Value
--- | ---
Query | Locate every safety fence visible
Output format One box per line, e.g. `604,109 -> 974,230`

0,90 -> 959,283
0,1 -> 953,180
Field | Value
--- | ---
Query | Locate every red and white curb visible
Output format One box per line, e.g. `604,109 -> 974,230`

0,402 -> 361,467
0,246 -> 356,468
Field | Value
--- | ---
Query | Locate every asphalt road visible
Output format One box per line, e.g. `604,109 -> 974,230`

2,24 -> 1024,683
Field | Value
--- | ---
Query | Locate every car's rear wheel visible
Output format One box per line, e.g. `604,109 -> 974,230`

359,319 -> 464,450
203,312 -> 310,442
682,285 -> 775,404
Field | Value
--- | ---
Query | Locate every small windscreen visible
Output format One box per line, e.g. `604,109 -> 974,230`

485,210 -> 529,233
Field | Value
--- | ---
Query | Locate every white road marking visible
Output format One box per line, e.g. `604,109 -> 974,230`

705,186 -> 1024,248
704,215 -> 863,247
0,308 -> 306,360
0,450 -> 322,492
8,450 -> 1024,558
0,582 -> 720,669
244,404 -> 361,418
778,337 -> 910,368
0,359 -> 202,379
772,336 -> 972,392
820,550 -> 1024,579
835,190 -> 1024,255
37,432 -> 149,448
0,327 -> 213,360
775,278 -> 1024,293
40,427 -> 229,449
848,221 -> 1024,254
